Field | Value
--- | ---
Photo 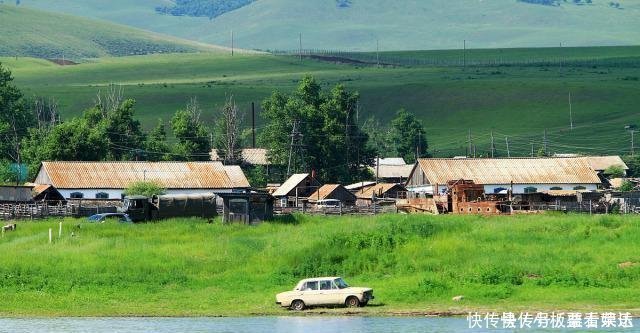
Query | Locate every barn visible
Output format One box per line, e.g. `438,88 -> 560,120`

307,184 -> 357,207
407,158 -> 602,195
33,161 -> 250,200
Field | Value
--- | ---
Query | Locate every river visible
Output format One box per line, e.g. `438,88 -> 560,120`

0,317 -> 637,333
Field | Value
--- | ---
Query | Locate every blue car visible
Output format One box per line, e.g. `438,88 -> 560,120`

87,213 -> 133,223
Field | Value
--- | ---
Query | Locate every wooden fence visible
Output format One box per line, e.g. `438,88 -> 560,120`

0,202 -> 72,220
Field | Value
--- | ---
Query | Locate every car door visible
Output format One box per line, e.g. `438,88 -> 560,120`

318,280 -> 339,305
300,281 -> 322,306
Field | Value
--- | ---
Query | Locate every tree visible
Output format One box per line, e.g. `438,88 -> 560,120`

0,63 -> 34,183
260,75 -> 374,183
171,99 -> 211,161
214,96 -> 242,164
388,108 -> 428,164
101,99 -> 146,160
123,181 -> 166,198
144,119 -> 172,161
604,165 -> 626,178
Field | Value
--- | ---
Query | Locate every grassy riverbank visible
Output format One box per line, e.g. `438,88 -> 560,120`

0,214 -> 639,317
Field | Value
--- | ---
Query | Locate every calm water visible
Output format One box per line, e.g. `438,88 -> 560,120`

0,317 -> 637,333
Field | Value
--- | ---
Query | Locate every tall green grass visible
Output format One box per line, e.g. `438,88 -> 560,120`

0,214 -> 639,316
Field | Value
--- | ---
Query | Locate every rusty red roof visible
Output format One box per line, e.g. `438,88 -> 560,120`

35,161 -> 249,189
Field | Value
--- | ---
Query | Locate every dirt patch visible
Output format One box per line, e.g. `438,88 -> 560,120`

47,58 -> 78,66
618,261 -> 639,269
304,55 -> 394,67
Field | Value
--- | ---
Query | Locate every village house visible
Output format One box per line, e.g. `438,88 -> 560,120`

307,184 -> 357,207
354,183 -> 407,206
33,161 -> 250,200
272,173 -> 321,207
369,158 -> 414,184
406,158 -> 603,195
0,184 -> 65,202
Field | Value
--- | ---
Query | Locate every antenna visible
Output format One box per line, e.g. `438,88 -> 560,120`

505,136 -> 511,158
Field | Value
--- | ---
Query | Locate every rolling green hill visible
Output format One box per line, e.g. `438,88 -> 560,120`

2,46 -> 640,157
17,0 -> 640,51
0,4 -> 229,60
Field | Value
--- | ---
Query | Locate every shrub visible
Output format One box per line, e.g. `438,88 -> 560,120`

123,181 -> 166,197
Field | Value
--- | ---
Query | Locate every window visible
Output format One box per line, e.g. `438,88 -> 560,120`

524,187 -> 538,194
70,192 -> 84,199
573,186 -> 587,190
96,192 -> 109,199
320,280 -> 332,290
303,281 -> 318,291
549,187 -> 563,191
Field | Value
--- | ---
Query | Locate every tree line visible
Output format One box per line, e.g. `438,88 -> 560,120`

155,0 -> 256,20
0,64 -> 428,186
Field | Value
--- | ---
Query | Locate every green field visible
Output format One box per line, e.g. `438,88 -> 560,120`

3,45 -> 640,157
0,5 -> 227,60
1,214 -> 639,317
19,0 -> 640,51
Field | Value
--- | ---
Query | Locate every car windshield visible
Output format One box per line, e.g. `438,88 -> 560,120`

334,278 -> 349,289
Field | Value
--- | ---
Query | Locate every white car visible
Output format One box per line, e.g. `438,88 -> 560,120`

275,277 -> 374,311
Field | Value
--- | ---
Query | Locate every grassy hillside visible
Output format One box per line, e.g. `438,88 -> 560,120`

3,46 -> 640,157
19,0 -> 640,51
0,4 -> 228,60
0,214 -> 639,316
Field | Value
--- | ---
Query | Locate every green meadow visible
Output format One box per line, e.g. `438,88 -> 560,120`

3,45 -> 640,156
0,214 -> 638,317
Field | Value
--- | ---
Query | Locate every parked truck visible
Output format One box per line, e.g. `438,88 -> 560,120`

122,193 -> 217,222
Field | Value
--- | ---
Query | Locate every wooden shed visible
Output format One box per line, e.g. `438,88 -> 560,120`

218,191 -> 274,224
307,184 -> 357,207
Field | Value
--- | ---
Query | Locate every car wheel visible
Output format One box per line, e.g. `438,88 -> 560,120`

291,299 -> 305,311
345,296 -> 360,308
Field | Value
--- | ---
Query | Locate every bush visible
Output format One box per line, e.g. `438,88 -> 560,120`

123,181 -> 166,197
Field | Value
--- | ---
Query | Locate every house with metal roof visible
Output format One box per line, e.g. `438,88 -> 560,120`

210,148 -> 270,166
33,161 -> 250,200
407,158 -> 602,195
272,173 -> 320,207
308,184 -> 357,207
354,183 -> 407,206
368,158 -> 414,184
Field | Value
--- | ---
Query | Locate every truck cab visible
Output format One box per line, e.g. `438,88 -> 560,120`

122,195 -> 151,222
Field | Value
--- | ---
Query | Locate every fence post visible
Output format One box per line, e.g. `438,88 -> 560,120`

59,222 -> 62,238
49,228 -> 52,244
589,200 -> 592,215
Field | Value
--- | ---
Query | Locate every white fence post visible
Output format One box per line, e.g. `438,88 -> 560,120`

49,228 -> 52,244
59,222 -> 62,238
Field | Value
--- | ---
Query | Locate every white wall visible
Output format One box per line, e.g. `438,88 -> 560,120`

408,183 -> 599,195
58,188 -> 236,199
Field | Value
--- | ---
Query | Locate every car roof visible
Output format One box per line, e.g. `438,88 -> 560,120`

298,277 -> 341,283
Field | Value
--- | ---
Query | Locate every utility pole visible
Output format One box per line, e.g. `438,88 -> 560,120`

376,155 -> 380,184
531,141 -> 534,157
490,131 -> 496,158
543,129 -> 548,156
505,136 -> 511,158
231,30 -> 234,56
569,92 -> 574,130
463,40 -> 466,71
299,32 -> 303,62
376,39 -> 380,68
632,130 -> 636,157
287,120 -> 304,176
251,102 -> 256,148
468,129 -> 472,157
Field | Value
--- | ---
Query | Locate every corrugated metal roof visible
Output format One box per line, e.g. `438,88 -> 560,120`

369,164 -> 414,179
242,148 -> 270,165
355,183 -> 406,199
584,156 -> 628,171
345,181 -> 376,191
38,161 -> 247,189
415,158 -> 602,185
308,184 -> 341,202
376,158 -> 407,166
223,165 -> 251,188
272,173 -> 310,197
210,148 -> 270,165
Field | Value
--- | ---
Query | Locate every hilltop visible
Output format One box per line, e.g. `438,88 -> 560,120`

0,4 -> 228,60
17,0 -> 640,51
3,46 -> 640,157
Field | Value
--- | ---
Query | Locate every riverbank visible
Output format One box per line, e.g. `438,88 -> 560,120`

1,214 -> 639,317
